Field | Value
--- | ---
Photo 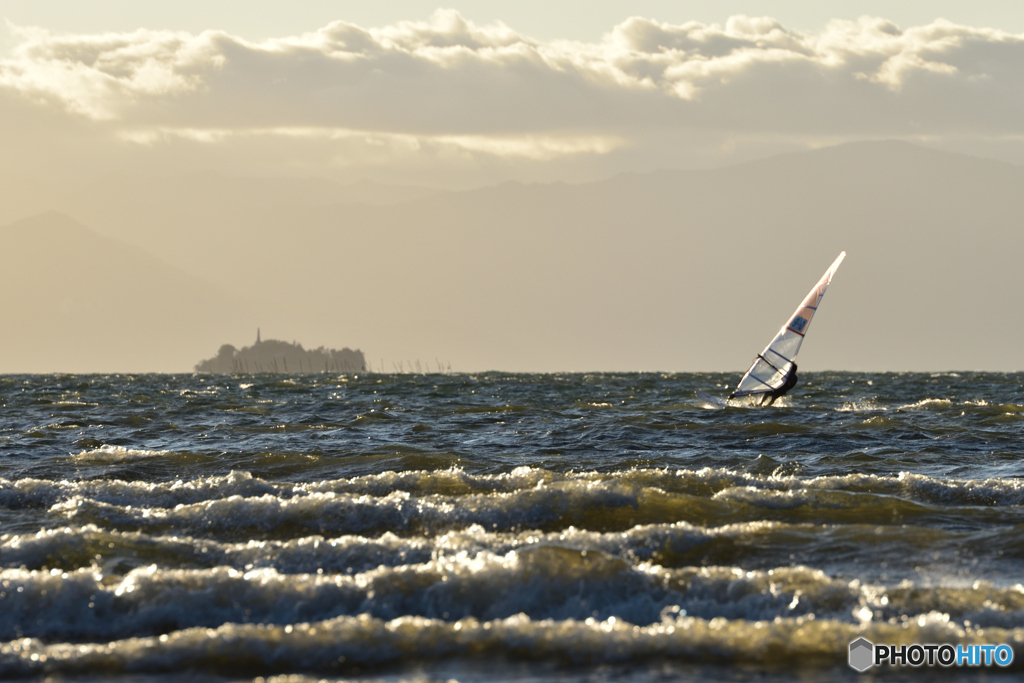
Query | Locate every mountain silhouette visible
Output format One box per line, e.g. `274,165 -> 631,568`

199,140 -> 1021,371
3,141 -> 1023,371
0,212 -> 250,372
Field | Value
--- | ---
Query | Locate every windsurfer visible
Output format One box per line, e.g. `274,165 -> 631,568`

725,252 -> 844,406
761,363 -> 798,406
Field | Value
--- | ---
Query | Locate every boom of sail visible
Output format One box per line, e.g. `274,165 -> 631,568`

730,251 -> 846,399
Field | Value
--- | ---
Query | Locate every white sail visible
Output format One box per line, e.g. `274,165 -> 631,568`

730,251 -> 846,399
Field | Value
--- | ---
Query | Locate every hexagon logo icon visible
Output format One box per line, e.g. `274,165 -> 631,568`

849,637 -> 874,672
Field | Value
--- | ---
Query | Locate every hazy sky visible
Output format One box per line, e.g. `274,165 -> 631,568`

3,1 -> 1024,42
2,3 -> 1024,372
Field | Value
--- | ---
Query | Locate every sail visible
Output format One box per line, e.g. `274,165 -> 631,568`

730,251 -> 846,398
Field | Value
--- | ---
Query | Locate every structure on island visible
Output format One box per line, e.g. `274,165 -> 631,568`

195,329 -> 366,373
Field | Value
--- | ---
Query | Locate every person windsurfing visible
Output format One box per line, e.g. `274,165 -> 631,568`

760,362 -> 797,406
727,251 -> 845,406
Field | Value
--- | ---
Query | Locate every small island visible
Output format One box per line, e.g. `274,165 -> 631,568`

195,330 -> 366,373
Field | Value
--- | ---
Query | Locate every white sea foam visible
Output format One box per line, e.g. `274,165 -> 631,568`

0,519 -> 817,576
3,610 -> 1022,677
0,470 -> 277,509
71,445 -> 171,463
7,467 -> 1024,531
49,477 -> 652,538
896,398 -> 954,411
835,401 -> 886,412
712,486 -> 875,510
4,554 -> 1024,644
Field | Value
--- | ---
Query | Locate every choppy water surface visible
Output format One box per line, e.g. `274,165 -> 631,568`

2,371 -> 1024,682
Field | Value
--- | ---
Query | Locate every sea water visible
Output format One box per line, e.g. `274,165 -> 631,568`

1,372 -> 1023,682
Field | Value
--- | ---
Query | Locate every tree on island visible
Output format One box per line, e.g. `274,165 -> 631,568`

195,332 -> 365,373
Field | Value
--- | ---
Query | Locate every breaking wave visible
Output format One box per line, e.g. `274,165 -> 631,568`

3,610 -> 1023,677
5,372 -> 1024,680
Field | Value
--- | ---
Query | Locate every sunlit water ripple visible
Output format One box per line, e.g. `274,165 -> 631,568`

1,371 -> 1023,682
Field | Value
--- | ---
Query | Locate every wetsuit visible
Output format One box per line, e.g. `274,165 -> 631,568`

761,363 -> 798,406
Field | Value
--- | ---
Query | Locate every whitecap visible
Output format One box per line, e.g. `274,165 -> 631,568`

70,445 -> 171,463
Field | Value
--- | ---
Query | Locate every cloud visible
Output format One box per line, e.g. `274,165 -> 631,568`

1,11 -> 1023,169
116,125 -> 623,161
0,24 -> 214,118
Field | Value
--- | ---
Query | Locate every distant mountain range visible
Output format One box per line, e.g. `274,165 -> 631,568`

0,212 -> 252,372
3,141 -> 1022,372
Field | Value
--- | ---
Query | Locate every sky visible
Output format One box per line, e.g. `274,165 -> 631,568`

1,3 -> 1023,371
3,1 -> 1024,187
3,1 -> 1024,43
